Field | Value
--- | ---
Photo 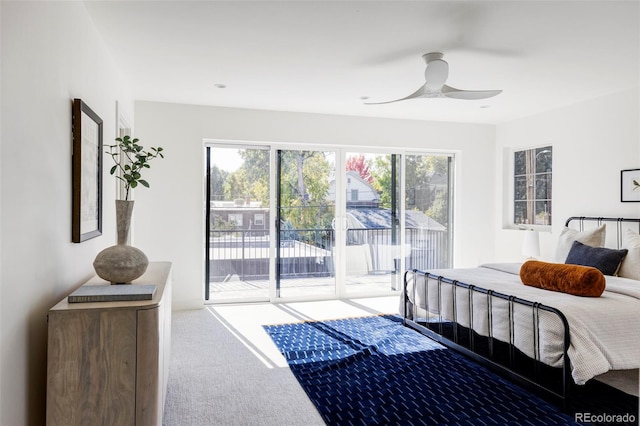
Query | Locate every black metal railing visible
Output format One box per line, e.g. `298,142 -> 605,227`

209,227 -> 449,282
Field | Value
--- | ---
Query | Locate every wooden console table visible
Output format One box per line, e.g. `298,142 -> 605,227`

46,262 -> 172,426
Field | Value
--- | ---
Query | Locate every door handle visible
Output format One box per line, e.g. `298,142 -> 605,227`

331,217 -> 348,230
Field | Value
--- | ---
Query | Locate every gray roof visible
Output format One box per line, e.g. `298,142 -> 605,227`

346,208 -> 445,231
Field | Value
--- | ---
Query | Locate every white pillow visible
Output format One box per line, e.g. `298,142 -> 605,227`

554,224 -> 606,262
618,228 -> 640,280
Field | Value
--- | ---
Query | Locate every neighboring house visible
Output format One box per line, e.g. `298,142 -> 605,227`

328,171 -> 380,208
210,199 -> 269,231
405,170 -> 448,210
209,199 -> 332,281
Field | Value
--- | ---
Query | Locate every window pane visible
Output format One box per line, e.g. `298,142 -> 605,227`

514,201 -> 527,225
277,149 -> 337,298
514,151 -> 527,175
535,174 -> 551,199
535,201 -> 551,225
208,146 -> 271,302
404,153 -> 452,271
514,176 -> 528,200
535,146 -> 552,172
228,213 -> 243,227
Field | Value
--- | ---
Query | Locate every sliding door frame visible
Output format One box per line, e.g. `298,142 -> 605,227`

205,140 -> 455,304
205,146 -> 212,300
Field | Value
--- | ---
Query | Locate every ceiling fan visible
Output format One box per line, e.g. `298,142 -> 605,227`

365,52 -> 502,104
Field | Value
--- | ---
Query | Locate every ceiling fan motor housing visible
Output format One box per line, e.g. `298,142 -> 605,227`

424,58 -> 449,91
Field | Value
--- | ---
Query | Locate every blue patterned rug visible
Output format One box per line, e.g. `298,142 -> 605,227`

264,315 -> 638,426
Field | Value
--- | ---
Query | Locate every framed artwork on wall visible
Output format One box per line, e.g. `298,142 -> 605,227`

72,98 -> 103,242
621,168 -> 640,202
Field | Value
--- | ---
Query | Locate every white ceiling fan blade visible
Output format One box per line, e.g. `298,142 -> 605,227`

442,85 -> 502,100
366,53 -> 503,105
364,84 -> 426,105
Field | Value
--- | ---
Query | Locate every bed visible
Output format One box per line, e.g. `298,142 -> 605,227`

402,216 -> 640,407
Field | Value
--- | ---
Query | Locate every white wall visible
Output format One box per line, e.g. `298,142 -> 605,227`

0,2 -> 133,424
134,101 -> 497,310
494,89 -> 640,262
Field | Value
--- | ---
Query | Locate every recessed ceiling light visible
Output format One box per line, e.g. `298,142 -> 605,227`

214,84 -> 226,89
480,105 -> 490,109
360,96 -> 369,100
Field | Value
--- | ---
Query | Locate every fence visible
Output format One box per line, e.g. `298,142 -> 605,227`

209,227 -> 449,282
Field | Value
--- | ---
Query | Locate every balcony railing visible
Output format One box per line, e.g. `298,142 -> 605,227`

209,227 -> 450,282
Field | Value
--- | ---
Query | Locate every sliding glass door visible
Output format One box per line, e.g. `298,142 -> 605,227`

205,143 -> 453,303
206,145 -> 271,302
342,152 -> 402,295
404,153 -> 453,271
276,149 -> 337,298
340,152 -> 453,295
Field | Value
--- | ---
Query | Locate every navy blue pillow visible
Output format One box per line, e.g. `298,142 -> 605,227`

565,241 -> 628,276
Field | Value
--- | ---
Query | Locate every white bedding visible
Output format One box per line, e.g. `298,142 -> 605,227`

405,263 -> 640,385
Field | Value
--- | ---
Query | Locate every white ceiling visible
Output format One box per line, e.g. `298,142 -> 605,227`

85,1 -> 640,124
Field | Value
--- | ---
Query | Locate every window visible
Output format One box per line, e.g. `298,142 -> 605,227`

228,213 -> 243,227
254,213 -> 264,226
514,146 -> 552,226
350,189 -> 358,201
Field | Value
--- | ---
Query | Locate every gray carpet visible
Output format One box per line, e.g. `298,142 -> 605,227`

162,309 -> 325,426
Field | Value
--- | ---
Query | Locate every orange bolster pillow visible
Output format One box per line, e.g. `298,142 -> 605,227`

519,260 -> 605,297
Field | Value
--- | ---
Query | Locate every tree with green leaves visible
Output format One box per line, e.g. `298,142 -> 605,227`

370,155 -> 394,208
218,149 -> 333,232
209,164 -> 228,202
278,151 -> 333,231
370,154 -> 450,227
237,149 -> 270,204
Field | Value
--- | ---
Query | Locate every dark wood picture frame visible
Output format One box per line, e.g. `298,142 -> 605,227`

72,99 -> 103,242
621,168 -> 640,202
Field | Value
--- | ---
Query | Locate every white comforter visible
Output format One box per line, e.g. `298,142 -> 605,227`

406,263 -> 640,385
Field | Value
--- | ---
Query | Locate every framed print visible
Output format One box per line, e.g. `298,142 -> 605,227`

621,168 -> 640,202
72,98 -> 103,242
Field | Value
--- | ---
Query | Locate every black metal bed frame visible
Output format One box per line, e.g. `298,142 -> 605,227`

564,216 -> 640,242
402,216 -> 640,409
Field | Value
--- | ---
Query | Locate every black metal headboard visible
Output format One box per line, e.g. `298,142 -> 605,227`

564,216 -> 640,249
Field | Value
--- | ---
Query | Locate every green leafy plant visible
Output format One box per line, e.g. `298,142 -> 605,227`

106,135 -> 164,200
